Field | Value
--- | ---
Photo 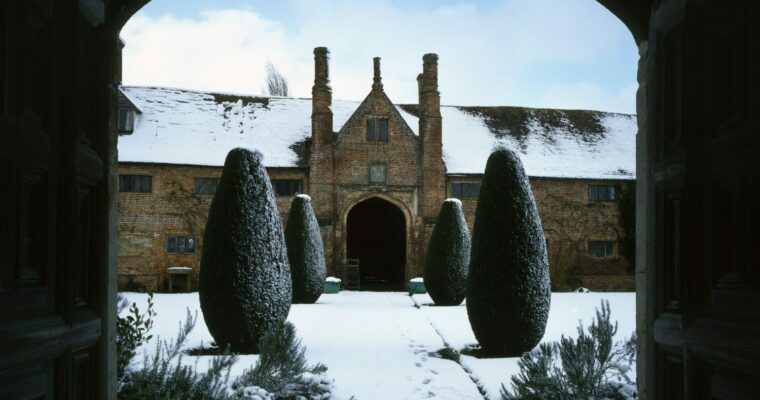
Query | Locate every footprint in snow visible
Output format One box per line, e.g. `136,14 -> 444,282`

423,378 -> 432,385
430,369 -> 439,375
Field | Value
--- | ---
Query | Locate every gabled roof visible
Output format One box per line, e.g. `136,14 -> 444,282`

336,89 -> 417,143
118,86 -> 637,179
118,87 -> 143,114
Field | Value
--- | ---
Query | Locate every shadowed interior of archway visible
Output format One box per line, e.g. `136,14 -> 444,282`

346,197 -> 406,291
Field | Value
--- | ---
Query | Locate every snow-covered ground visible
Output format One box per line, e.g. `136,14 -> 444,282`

121,291 -> 635,400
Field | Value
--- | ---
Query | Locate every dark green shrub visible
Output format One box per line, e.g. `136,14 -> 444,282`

200,148 -> 292,353
119,309 -> 239,400
424,199 -> 471,306
233,321 -> 332,399
501,301 -> 637,400
285,195 -> 326,304
466,147 -> 551,356
117,293 -> 156,379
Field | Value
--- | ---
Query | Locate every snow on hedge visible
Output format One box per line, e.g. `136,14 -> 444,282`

118,86 -> 636,179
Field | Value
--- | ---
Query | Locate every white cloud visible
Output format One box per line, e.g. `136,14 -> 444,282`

120,1 -> 637,112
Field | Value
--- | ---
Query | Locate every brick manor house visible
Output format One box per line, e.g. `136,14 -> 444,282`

117,47 -> 636,293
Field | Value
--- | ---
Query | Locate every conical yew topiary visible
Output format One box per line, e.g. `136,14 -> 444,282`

466,147 -> 551,356
199,148 -> 292,354
424,199 -> 471,306
285,194 -> 326,304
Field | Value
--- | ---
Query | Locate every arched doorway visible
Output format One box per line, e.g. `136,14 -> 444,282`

346,197 -> 406,291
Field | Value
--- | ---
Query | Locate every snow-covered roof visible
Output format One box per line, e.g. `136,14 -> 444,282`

118,86 -> 636,179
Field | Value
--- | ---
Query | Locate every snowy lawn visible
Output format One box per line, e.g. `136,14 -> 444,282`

121,291 -> 634,400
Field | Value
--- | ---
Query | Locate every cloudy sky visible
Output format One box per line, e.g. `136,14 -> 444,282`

121,0 -> 638,114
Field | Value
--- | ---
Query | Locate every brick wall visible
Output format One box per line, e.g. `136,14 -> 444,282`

117,163 -> 307,292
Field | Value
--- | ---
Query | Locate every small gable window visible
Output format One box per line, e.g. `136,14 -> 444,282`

452,182 -> 480,199
366,116 -> 389,142
118,107 -> 134,134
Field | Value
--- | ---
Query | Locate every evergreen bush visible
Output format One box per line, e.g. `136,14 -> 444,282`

117,293 -> 156,379
118,309 -> 239,400
200,148 -> 292,353
501,300 -> 637,400
285,194 -> 326,304
466,147 -> 551,356
424,199 -> 471,306
233,321 -> 333,399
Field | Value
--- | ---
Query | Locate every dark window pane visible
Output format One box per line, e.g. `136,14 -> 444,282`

195,177 -> 219,195
177,238 -> 186,253
367,118 -> 376,141
271,179 -> 302,197
119,175 -> 152,193
167,237 -> 177,252
589,185 -> 616,201
379,118 -> 389,142
140,176 -> 152,193
452,183 -> 462,198
588,241 -> 614,257
118,108 -> 133,133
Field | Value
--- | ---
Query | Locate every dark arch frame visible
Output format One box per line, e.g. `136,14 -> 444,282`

345,196 -> 407,290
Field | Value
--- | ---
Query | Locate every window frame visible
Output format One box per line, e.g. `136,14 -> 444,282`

588,185 -> 617,202
588,240 -> 614,257
119,174 -> 152,193
166,236 -> 196,254
118,107 -> 134,134
366,116 -> 389,142
271,179 -> 302,197
194,177 -> 220,195
451,182 -> 481,199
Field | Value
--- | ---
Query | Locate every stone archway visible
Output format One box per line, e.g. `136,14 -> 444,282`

345,197 -> 407,290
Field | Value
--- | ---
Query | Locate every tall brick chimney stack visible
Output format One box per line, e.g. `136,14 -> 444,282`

309,47 -> 335,225
419,53 -> 446,221
372,57 -> 383,92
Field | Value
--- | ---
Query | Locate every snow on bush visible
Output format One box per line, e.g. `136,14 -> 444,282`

501,300 -> 637,400
199,148 -> 291,353
424,198 -> 471,306
233,321 -> 333,399
285,194 -> 326,304
466,147 -> 551,356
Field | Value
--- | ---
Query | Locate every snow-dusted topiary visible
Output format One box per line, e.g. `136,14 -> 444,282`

466,147 -> 551,356
285,194 -> 326,304
199,148 -> 291,354
424,198 -> 471,306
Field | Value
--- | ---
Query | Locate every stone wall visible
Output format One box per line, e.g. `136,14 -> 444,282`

117,162 -> 307,292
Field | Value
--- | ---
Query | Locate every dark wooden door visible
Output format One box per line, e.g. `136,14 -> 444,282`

647,0 -> 760,397
0,1 -> 124,398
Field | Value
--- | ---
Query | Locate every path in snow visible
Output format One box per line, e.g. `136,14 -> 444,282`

288,291 -> 484,400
